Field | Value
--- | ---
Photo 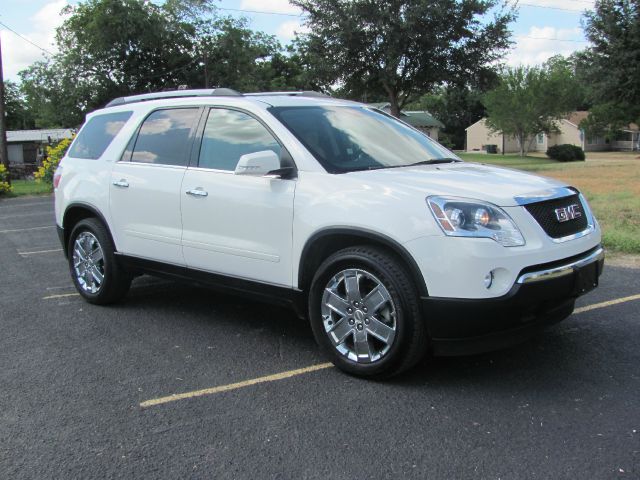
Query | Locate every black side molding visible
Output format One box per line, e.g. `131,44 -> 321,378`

116,254 -> 307,318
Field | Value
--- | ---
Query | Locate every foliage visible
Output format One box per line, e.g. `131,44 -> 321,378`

483,58 -> 583,156
575,0 -> 640,134
35,137 -> 73,186
546,144 -> 586,162
17,0 -> 318,128
291,0 -> 515,116
407,81 -> 497,149
0,164 -> 12,195
4,81 -> 35,130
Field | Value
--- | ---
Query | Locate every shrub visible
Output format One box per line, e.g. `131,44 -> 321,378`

35,137 -> 73,186
0,164 -> 12,195
546,144 -> 586,162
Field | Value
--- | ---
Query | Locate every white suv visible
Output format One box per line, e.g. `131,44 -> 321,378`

54,89 -> 604,378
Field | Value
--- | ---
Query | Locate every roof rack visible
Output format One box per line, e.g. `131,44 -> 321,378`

105,88 -> 242,107
244,91 -> 330,98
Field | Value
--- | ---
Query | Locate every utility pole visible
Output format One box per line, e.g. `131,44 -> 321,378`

0,33 -> 10,185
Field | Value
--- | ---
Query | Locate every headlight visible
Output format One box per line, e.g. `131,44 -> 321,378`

427,196 -> 525,247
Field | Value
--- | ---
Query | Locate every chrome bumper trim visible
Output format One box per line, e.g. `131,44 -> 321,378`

516,247 -> 605,284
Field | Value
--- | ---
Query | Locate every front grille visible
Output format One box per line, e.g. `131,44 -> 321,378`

524,194 -> 589,239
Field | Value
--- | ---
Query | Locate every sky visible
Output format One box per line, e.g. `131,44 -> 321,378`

0,0 -> 596,82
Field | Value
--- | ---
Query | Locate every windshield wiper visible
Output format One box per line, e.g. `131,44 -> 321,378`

407,158 -> 461,166
343,157 -> 461,173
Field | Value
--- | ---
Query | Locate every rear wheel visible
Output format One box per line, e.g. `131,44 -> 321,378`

308,246 -> 427,378
68,218 -> 131,305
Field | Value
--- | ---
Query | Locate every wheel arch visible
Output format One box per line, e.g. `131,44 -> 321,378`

62,202 -> 114,257
297,228 -> 428,297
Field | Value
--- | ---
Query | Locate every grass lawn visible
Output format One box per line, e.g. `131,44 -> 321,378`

459,151 -> 640,254
6,180 -> 52,197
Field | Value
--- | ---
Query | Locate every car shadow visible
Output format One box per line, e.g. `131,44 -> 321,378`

120,276 -> 613,393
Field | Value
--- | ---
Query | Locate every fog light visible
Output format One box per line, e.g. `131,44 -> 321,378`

484,271 -> 494,289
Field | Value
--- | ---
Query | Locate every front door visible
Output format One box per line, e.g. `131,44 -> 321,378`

181,107 -> 296,287
109,107 -> 200,265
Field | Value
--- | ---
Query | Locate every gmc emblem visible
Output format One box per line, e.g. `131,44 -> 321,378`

555,204 -> 582,223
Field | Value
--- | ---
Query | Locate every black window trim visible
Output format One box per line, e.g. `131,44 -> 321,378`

190,105 -> 297,175
118,106 -> 204,168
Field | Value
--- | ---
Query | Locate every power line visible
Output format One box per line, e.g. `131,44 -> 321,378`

0,20 -> 54,57
518,2 -> 593,12
517,35 -> 589,43
216,7 -> 303,17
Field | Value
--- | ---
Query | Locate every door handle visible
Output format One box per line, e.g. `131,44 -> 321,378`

112,179 -> 129,188
186,188 -> 208,197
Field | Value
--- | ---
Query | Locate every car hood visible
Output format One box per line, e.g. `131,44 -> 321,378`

344,162 -> 569,207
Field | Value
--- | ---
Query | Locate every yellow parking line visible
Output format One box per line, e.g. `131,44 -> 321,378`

574,293 -> 640,314
0,225 -> 55,234
18,248 -> 62,256
139,292 -> 640,408
140,363 -> 334,408
43,293 -> 80,300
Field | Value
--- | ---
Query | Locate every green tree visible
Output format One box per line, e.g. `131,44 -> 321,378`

192,17 -> 284,91
18,0 -> 315,127
291,0 -> 515,116
483,59 -> 583,156
407,68 -> 499,149
20,0 -> 207,127
576,0 -> 640,134
3,81 -> 35,130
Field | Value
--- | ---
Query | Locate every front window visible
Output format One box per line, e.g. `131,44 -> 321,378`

198,108 -> 281,171
269,106 -> 457,173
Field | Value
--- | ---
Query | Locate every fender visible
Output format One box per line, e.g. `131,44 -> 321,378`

298,227 -> 429,296
61,202 -> 115,257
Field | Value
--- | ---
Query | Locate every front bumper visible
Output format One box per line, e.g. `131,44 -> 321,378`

424,246 -> 605,356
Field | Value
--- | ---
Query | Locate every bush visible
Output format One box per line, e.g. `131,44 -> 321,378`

34,137 -> 73,186
546,144 -> 585,162
0,164 -> 12,195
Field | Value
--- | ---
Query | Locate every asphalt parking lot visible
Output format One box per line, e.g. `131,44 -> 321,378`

0,195 -> 638,479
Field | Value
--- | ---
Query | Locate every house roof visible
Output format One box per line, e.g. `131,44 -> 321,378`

7,129 -> 74,143
566,111 -> 589,127
402,111 -> 445,129
367,103 -> 444,128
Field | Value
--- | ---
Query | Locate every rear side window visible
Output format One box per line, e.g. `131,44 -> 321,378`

198,108 -> 281,171
130,108 -> 199,166
68,111 -> 132,159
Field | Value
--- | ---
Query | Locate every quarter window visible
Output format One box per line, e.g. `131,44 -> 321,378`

130,108 -> 199,166
198,109 -> 281,171
68,111 -> 132,159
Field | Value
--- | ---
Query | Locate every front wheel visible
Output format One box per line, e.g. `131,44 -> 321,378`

308,246 -> 427,378
68,218 -> 131,305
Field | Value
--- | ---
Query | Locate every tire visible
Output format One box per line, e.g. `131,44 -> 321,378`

67,217 -> 132,305
308,245 -> 427,378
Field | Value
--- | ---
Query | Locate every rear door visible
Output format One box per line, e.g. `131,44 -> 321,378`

109,107 -> 201,265
180,107 -> 296,286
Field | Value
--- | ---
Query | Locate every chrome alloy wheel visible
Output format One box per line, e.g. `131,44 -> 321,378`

72,232 -> 105,294
321,268 -> 397,363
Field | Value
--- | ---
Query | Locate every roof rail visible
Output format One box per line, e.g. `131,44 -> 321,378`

244,91 -> 330,98
105,88 -> 242,107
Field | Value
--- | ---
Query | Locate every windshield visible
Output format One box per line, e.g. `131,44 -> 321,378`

268,105 -> 460,173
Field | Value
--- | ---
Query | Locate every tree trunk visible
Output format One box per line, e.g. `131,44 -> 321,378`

388,92 -> 401,117
381,81 -> 401,117
518,132 -> 525,157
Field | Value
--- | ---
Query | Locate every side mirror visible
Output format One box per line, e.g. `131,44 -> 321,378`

234,150 -> 280,176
